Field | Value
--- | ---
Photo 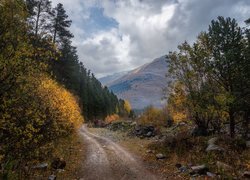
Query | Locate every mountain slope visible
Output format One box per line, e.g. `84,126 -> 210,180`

99,71 -> 130,86
105,56 -> 169,109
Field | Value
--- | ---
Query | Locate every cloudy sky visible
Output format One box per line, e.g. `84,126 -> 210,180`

51,0 -> 250,77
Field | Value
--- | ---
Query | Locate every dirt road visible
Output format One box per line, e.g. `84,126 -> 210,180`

79,125 -> 160,180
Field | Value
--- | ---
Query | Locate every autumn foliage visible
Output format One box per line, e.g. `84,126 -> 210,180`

1,74 -> 83,161
138,106 -> 167,127
38,77 -> 83,131
105,114 -> 120,124
167,82 -> 188,123
0,0 -> 84,175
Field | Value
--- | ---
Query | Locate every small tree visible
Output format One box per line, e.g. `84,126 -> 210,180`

124,100 -> 132,116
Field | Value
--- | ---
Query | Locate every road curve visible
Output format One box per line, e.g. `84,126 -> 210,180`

79,125 -> 159,180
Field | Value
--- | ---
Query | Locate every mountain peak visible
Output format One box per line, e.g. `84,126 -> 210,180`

100,56 -> 170,109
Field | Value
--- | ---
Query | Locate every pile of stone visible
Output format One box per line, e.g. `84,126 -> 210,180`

132,125 -> 156,138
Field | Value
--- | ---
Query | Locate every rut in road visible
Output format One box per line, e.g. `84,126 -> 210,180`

79,125 -> 159,180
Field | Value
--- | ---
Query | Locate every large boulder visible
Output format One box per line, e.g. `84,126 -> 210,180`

133,125 -> 156,138
206,137 -> 224,152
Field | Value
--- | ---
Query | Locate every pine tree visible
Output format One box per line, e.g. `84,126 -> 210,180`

51,3 -> 73,44
207,17 -> 245,137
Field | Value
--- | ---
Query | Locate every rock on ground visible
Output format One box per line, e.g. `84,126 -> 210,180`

190,164 -> 208,175
156,153 -> 166,160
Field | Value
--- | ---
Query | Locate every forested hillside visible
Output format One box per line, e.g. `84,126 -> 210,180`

0,0 -> 127,178
26,0 -> 128,121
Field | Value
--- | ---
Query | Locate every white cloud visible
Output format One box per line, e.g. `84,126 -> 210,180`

51,0 -> 250,77
76,28 -> 132,77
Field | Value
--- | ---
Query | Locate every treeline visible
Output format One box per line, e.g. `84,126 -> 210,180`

166,16 -> 250,137
25,0 -> 127,120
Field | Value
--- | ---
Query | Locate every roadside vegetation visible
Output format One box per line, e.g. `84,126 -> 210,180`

0,0 -> 126,179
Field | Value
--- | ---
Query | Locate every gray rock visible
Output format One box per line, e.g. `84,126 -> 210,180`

130,122 -> 137,126
156,153 -> 166,159
190,164 -> 208,175
57,169 -> 65,173
208,137 -> 218,145
32,163 -> 48,169
146,131 -> 153,137
178,122 -> 187,126
206,144 -> 224,152
179,166 -> 188,173
48,175 -> 56,180
206,137 -> 224,152
175,163 -> 188,173
216,161 -> 232,171
207,172 -> 216,177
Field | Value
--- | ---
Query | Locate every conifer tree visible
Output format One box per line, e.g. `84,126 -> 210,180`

51,3 -> 73,44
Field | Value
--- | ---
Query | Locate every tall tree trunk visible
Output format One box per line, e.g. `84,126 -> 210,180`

35,1 -> 41,37
53,18 -> 57,43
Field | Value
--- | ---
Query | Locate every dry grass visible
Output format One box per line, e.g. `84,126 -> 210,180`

24,132 -> 85,180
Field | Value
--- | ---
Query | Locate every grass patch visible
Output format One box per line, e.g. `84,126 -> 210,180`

2,132 -> 85,180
